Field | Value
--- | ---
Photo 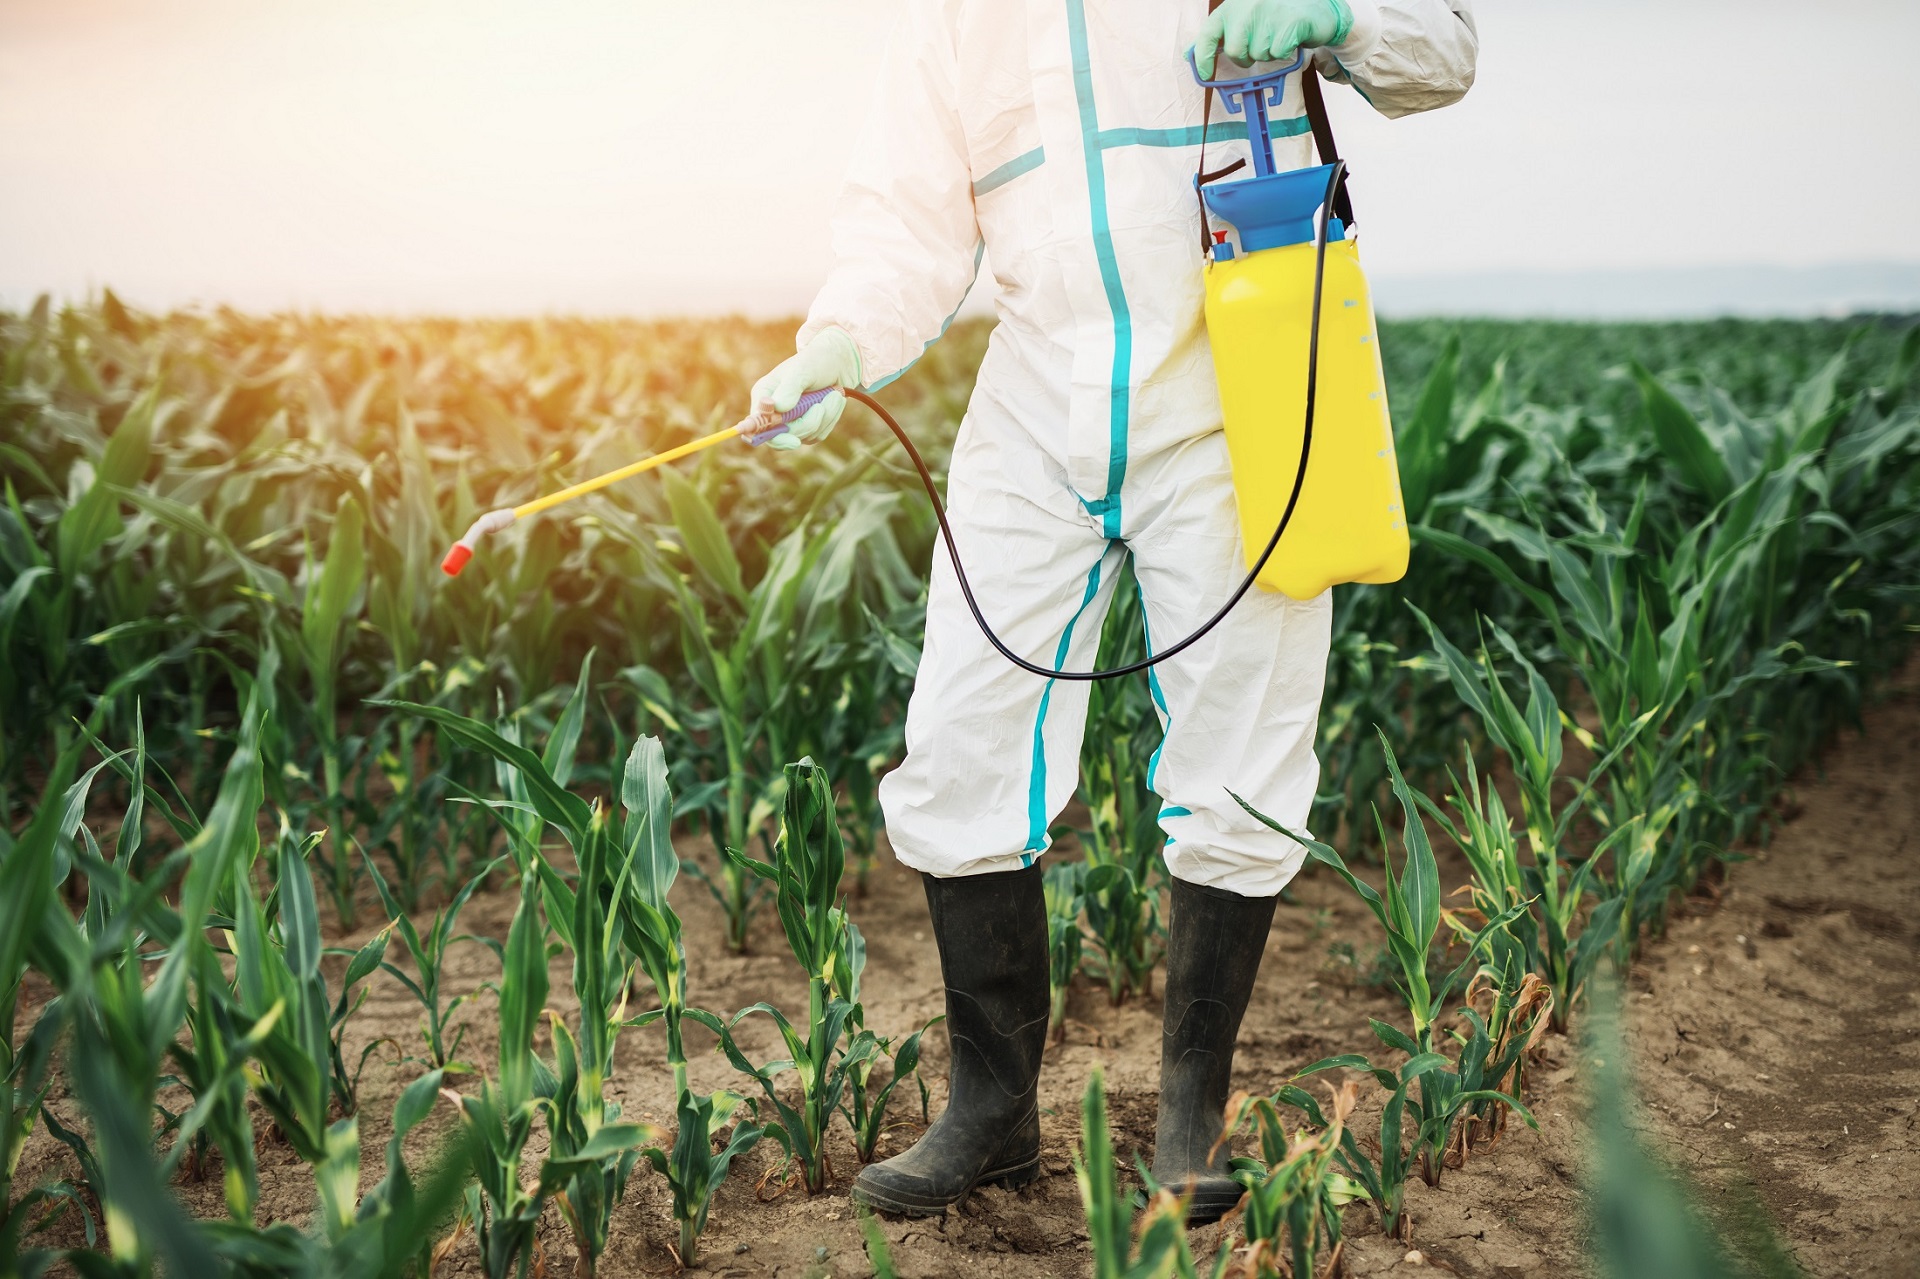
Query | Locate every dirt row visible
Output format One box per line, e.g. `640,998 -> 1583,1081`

17,661 -> 1919,1277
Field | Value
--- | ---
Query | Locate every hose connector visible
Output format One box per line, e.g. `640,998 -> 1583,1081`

441,508 -> 516,576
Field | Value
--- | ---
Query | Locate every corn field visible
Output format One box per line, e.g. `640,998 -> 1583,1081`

2,293 -> 1916,1277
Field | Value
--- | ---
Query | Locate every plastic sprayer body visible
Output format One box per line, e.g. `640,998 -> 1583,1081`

1194,56 -> 1408,600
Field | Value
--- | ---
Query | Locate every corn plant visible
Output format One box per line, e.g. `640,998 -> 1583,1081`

830,925 -> 937,1165
1237,733 -> 1526,1053
696,759 -> 868,1193
647,470 -> 924,952
297,494 -> 368,927
646,1088 -> 761,1266
1222,1082 -> 1361,1279
611,738 -> 764,1264
10,670 -> 280,1270
1411,610 -> 1631,1029
446,870 -> 552,1279
377,692 -> 674,1276
1269,1078 -> 1400,1242
535,784 -> 658,1278
365,849 -> 500,1070
1297,1004 -> 1539,1198
1,737 -> 93,1248
1042,861 -> 1085,1042
1074,1067 -> 1226,1279
228,820 -> 392,1162
380,694 -> 747,1267
840,1024 -> 936,1166
1452,953 -> 1554,1160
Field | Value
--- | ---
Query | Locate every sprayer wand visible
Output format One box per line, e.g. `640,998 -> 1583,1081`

439,387 -> 833,575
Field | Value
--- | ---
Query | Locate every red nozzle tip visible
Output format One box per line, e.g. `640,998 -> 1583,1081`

441,544 -> 473,577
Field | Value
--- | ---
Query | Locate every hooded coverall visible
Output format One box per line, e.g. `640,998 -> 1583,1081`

799,0 -> 1477,897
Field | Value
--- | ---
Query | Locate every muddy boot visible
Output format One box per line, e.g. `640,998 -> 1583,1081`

852,864 -> 1049,1217
1151,876 -> 1279,1225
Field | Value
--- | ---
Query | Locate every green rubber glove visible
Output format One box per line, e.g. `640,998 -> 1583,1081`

751,327 -> 864,452
1192,0 -> 1353,80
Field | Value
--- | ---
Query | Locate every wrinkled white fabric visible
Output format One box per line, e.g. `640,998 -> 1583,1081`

799,0 -> 1475,895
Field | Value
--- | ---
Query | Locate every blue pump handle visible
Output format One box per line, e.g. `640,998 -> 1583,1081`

1185,48 -> 1305,179
744,387 -> 837,446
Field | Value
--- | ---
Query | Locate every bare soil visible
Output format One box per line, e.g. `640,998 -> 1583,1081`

17,662 -> 1920,1277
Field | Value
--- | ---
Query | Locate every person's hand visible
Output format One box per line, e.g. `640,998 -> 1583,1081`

1192,0 -> 1352,79
751,327 -> 864,451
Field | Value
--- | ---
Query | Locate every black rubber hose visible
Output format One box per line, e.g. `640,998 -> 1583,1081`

844,158 -> 1347,682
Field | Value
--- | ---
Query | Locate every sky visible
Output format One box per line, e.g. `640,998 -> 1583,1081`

1,0 -> 1916,318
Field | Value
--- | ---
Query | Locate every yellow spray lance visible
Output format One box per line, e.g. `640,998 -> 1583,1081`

439,389 -> 832,576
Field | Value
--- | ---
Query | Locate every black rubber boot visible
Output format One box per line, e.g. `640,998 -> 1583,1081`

1151,876 -> 1279,1225
852,864 -> 1049,1217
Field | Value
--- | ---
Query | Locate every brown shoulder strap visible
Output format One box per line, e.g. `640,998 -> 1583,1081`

1300,64 -> 1357,227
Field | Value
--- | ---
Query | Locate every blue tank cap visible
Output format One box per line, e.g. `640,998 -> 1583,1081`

1203,164 -> 1346,253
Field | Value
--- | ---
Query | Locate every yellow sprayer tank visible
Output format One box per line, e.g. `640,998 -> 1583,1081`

1192,51 -> 1409,601
1204,233 -> 1407,600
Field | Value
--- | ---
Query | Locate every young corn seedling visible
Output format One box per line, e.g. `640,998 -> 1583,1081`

696,759 -> 869,1194
1223,1082 -> 1362,1279
1451,952 -> 1554,1161
365,848 -> 500,1070
1043,861 -> 1086,1043
535,779 -> 658,1279
446,869 -> 553,1279
379,687 -> 670,1276
611,738 -> 764,1265
1273,1060 -> 1412,1242
1075,1067 -> 1226,1279
297,493 -> 369,928
840,1024 -> 935,1166
827,911 -> 938,1164
229,820 -> 393,1155
1237,732 -> 1527,1054
1,734 -> 94,1246
18,669 -> 281,1267
1412,609 -> 1631,1030
1297,1005 -> 1539,1197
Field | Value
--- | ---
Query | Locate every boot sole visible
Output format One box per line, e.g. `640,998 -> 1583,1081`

1178,1182 -> 1246,1227
850,1153 -> 1041,1218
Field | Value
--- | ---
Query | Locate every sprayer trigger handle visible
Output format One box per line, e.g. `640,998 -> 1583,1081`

744,386 -> 837,446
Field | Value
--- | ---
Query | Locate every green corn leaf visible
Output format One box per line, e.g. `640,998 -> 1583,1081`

1411,525 -> 1559,619
277,834 -> 324,981
497,871 -> 550,1108
1369,1020 -> 1421,1057
1397,333 -> 1458,521
622,736 -> 677,911
1634,362 -> 1732,504
301,495 -> 367,697
1379,733 -> 1441,956
542,651 -> 595,788
372,699 -> 594,839
662,467 -> 747,605
56,383 -> 161,576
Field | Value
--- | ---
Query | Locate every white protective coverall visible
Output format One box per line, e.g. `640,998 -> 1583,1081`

801,0 -> 1477,897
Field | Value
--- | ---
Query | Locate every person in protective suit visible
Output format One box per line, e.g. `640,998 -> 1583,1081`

752,0 -> 1477,1223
